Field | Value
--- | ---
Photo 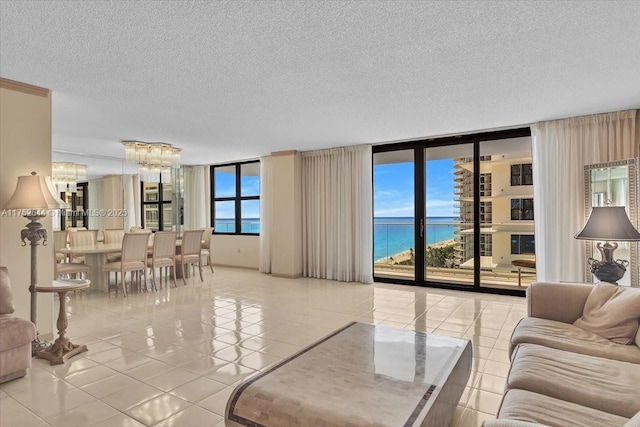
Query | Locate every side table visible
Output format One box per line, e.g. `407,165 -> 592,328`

512,259 -> 536,287
35,279 -> 90,365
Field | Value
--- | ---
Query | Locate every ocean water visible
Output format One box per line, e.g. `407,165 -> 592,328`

374,217 -> 456,261
215,218 -> 260,234
215,217 -> 456,261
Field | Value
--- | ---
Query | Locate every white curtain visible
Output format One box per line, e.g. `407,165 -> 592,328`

87,178 -> 104,231
259,156 -> 273,273
302,145 -> 373,284
184,166 -> 207,229
123,174 -> 140,231
532,109 -> 638,283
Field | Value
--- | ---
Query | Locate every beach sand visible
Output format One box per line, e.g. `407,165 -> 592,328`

377,238 -> 456,265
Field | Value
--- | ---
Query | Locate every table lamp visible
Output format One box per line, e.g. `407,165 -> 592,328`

3,172 -> 69,354
575,206 -> 640,284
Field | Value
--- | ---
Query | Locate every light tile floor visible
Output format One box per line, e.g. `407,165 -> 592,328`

0,267 -> 526,427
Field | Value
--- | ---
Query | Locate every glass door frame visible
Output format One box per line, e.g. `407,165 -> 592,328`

373,128 -> 531,296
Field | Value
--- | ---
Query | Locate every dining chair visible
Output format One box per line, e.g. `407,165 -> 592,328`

102,232 -> 150,297
175,230 -> 204,286
53,230 -> 68,263
68,230 -> 95,263
200,227 -> 214,273
103,229 -> 125,262
147,231 -> 177,290
55,261 -> 91,281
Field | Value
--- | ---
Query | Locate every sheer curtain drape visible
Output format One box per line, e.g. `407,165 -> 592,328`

302,145 -> 373,284
87,178 -> 104,231
259,156 -> 272,273
123,174 -> 140,231
184,166 -> 207,229
532,109 -> 638,282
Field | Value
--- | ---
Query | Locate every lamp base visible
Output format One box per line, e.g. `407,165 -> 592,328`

588,258 -> 628,284
31,337 -> 50,357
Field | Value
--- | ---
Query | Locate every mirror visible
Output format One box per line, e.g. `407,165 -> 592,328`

584,158 -> 638,287
51,151 -> 186,237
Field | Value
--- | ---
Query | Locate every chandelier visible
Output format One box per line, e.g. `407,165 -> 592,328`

122,141 -> 181,183
52,162 -> 87,193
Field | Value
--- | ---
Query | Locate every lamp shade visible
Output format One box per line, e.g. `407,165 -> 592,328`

3,172 -> 69,210
575,206 -> 640,241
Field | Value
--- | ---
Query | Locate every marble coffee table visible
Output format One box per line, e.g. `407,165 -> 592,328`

226,322 -> 472,427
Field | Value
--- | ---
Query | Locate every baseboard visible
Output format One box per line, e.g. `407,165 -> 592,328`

271,272 -> 302,279
212,264 -> 259,271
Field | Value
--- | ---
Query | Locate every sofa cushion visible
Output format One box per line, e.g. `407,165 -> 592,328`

508,343 -> 640,418
511,317 -> 640,364
0,267 -> 15,314
498,389 -> 629,427
0,315 -> 36,351
574,282 -> 640,345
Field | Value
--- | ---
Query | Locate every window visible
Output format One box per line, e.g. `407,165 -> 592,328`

141,181 -> 173,231
511,163 -> 533,186
60,182 -> 88,229
511,234 -> 535,254
211,161 -> 260,234
511,198 -> 534,220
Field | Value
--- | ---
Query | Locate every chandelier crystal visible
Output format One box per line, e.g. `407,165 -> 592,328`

122,141 -> 181,183
52,162 -> 87,193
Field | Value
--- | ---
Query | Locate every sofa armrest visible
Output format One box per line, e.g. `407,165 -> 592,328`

482,420 -> 550,427
526,282 -> 593,323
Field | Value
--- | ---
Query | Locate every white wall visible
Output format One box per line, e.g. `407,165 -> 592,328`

0,81 -> 54,337
211,235 -> 259,269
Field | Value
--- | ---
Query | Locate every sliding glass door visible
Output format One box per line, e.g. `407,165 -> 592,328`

373,150 -> 415,280
373,129 -> 534,294
424,144 -> 474,287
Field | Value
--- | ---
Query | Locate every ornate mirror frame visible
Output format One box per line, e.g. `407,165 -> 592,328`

584,158 -> 638,287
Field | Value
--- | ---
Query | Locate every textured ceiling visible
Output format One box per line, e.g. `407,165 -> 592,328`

1,1 -> 640,166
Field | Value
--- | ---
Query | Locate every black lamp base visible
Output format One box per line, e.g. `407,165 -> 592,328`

588,259 -> 627,284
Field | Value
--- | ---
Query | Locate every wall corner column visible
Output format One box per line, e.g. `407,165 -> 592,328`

270,150 -> 302,278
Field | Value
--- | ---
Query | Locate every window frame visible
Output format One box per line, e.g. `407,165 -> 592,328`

510,198 -> 534,220
511,234 -> 535,255
140,181 -> 172,231
511,163 -> 533,186
210,160 -> 260,235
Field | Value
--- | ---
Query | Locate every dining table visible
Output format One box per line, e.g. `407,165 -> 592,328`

59,240 -> 184,292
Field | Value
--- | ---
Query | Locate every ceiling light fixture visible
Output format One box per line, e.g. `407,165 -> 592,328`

122,140 -> 181,183
52,162 -> 87,193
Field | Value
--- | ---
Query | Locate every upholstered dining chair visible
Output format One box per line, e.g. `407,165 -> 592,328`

147,231 -> 177,290
53,230 -> 68,263
55,261 -> 91,281
103,229 -> 125,262
200,227 -> 214,273
68,230 -> 95,263
102,232 -> 150,297
175,230 -> 204,286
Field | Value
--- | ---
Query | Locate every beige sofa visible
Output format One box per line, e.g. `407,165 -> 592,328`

484,282 -> 640,427
0,267 -> 37,384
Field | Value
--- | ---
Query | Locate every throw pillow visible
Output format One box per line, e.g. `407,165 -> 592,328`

0,267 -> 15,314
574,282 -> 640,345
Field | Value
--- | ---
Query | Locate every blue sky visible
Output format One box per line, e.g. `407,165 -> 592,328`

374,159 -> 455,217
215,158 -> 456,219
214,171 -> 260,219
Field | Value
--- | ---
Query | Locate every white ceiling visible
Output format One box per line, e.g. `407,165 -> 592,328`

1,1 -> 639,166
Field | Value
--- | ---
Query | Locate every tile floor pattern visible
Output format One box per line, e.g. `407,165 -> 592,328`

0,268 -> 526,427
